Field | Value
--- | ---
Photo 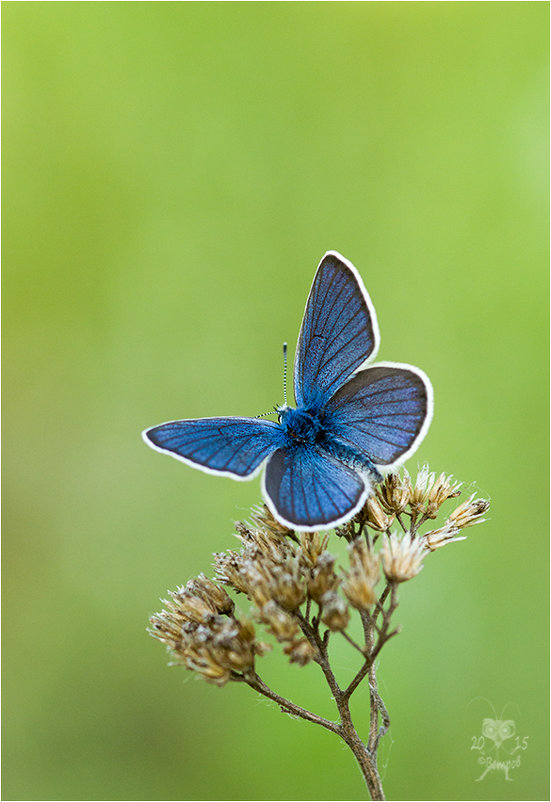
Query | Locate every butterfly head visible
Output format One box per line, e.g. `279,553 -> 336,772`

277,405 -> 326,446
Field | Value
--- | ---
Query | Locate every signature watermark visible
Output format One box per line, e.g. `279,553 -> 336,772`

469,700 -> 529,782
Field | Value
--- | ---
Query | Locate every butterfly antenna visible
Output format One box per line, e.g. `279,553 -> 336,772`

254,343 -> 289,418
282,341 -> 288,407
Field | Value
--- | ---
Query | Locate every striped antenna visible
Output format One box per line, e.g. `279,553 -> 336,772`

254,343 -> 289,418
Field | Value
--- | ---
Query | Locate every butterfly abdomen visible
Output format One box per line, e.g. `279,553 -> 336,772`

325,437 -> 384,484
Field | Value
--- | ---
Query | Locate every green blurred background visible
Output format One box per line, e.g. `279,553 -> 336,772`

3,2 -> 548,800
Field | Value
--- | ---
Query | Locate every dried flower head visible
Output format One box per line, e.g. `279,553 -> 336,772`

149,589 -> 261,686
377,471 -> 413,514
446,494 -> 490,529
381,532 -> 427,583
320,591 -> 350,631
249,503 -> 295,538
298,531 -> 330,568
284,637 -> 317,666
342,538 -> 380,609
409,464 -> 434,515
365,496 -> 394,531
306,552 -> 339,603
150,464 -> 490,744
259,600 -> 300,643
186,574 -> 235,615
423,524 -> 466,551
425,472 -> 462,518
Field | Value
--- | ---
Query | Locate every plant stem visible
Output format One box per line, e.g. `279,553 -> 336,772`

250,605 -> 390,799
245,670 -> 386,800
245,672 -> 341,737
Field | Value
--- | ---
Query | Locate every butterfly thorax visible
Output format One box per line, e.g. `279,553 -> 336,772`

278,405 -> 383,482
278,407 -> 326,446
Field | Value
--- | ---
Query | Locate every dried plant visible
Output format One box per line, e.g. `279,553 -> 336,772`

149,467 -> 489,800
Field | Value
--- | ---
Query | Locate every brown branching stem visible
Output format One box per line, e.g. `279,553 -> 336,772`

235,547 -> 400,800
151,471 -> 490,801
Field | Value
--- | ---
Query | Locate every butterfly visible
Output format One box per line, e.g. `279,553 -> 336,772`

143,251 -> 433,531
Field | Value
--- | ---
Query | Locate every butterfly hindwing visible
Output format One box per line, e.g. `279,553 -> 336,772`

144,417 -> 285,478
263,444 -> 367,530
325,363 -> 433,466
294,251 -> 380,408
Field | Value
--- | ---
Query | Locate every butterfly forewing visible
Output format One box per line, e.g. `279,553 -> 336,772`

263,445 -> 367,530
294,252 -> 379,409
144,418 -> 285,478
325,364 -> 433,466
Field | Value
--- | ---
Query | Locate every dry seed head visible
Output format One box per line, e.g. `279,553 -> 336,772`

410,465 -> 434,513
426,473 -> 462,518
250,503 -> 294,538
238,561 -> 274,608
365,496 -> 394,531
214,551 -> 251,595
298,531 -> 330,568
182,643 -> 231,686
149,596 -> 260,686
306,552 -> 339,602
236,616 -> 256,644
167,587 -> 217,624
254,640 -> 273,657
186,574 -> 235,615
381,532 -> 427,583
446,494 -> 490,529
284,637 -> 317,666
320,591 -> 350,631
342,538 -> 380,609
269,559 -> 307,611
259,601 -> 300,642
423,524 -> 466,551
149,610 -> 184,649
378,471 -> 412,514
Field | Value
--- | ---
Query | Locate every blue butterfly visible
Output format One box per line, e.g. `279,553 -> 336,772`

143,251 -> 433,531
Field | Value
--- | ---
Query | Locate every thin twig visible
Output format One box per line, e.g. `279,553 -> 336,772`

340,629 -> 366,655
246,673 -> 341,737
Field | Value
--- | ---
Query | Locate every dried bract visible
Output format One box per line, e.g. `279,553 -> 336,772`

284,637 -> 317,666
381,532 -> 426,583
342,538 -> 380,609
298,531 -> 330,569
320,591 -> 350,631
425,473 -> 462,518
446,494 -> 490,529
149,600 -> 259,686
306,552 -> 339,602
377,471 -> 412,514
259,600 -> 300,643
423,524 -> 466,551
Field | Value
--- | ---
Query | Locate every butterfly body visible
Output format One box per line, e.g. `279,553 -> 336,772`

144,251 -> 433,531
278,404 -> 383,479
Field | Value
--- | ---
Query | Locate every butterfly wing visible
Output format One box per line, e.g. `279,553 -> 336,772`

263,444 -> 368,530
294,251 -> 380,409
325,362 -> 433,466
143,417 -> 285,479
